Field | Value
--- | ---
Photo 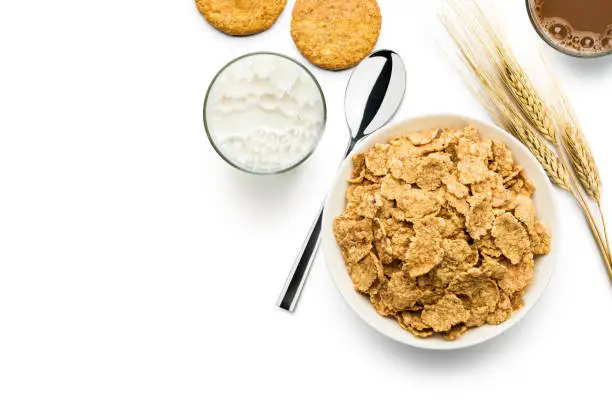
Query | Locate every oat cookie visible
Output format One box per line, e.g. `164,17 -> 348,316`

196,0 -> 287,36
290,0 -> 382,70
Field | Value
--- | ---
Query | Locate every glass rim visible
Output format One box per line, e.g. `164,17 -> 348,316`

525,0 -> 612,59
203,51 -> 328,175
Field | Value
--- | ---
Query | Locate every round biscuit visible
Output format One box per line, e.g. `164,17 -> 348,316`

196,0 -> 287,36
290,0 -> 382,70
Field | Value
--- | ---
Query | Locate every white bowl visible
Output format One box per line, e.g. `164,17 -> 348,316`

321,114 -> 558,350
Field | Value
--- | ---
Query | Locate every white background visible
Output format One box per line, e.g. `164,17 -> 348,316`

1,1 -> 611,407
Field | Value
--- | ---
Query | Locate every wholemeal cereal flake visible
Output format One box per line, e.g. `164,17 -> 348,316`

421,294 -> 470,332
491,212 -> 531,264
347,252 -> 382,293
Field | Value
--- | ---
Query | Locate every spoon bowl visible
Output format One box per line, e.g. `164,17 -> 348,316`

345,50 -> 407,147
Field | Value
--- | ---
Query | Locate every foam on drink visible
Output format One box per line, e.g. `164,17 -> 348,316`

528,0 -> 612,56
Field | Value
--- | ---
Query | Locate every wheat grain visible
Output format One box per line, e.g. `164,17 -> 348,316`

563,125 -> 601,201
500,60 -> 557,144
504,114 -> 570,189
554,91 -> 602,202
482,91 -> 571,190
453,1 -> 559,145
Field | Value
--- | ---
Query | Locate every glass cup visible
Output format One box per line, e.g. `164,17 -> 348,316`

204,52 -> 327,175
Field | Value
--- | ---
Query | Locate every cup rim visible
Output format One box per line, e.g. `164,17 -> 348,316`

203,51 -> 327,175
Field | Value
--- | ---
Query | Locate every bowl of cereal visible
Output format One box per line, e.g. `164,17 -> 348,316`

321,114 -> 557,350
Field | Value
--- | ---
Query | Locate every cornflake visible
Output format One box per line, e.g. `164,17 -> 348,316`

381,216 -> 408,238
442,238 -> 478,270
373,219 -> 393,264
466,194 -> 495,240
348,154 -> 366,183
333,217 -> 373,264
397,311 -> 434,338
365,144 -> 391,176
422,214 -> 464,239
472,171 -> 511,208
390,155 -> 420,184
490,140 -> 514,176
496,253 -> 535,295
408,128 -> 440,145
491,212 -> 531,264
416,153 -> 452,191
333,126 -> 550,340
474,234 -> 503,258
404,223 -> 444,277
347,252 -> 382,293
531,221 -> 551,255
421,294 -> 470,332
513,194 -> 536,232
390,227 -> 414,261
346,183 -> 378,203
442,173 -> 469,198
444,324 -> 468,340
389,136 -> 418,156
458,156 -> 489,184
379,272 -> 423,312
370,290 -> 395,317
481,256 -> 508,280
396,188 -> 443,220
449,268 -> 498,308
466,306 -> 489,328
380,174 -> 406,200
446,193 -> 470,216
486,292 -> 513,325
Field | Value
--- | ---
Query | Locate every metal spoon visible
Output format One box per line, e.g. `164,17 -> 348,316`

277,50 -> 406,312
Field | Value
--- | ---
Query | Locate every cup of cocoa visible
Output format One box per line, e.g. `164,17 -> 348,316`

527,0 -> 612,58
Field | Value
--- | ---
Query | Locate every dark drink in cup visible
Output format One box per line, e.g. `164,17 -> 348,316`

527,0 -> 612,57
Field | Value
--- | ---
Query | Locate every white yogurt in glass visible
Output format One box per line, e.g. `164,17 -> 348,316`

205,53 -> 326,174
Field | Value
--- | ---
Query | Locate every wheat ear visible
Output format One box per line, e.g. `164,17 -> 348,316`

550,71 -> 609,252
499,61 -> 557,144
554,90 -> 602,203
441,0 -> 612,275
440,13 -> 571,190
494,39 -> 609,255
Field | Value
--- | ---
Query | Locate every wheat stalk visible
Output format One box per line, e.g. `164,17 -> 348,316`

555,92 -> 609,249
554,90 -> 602,203
491,19 -> 609,255
499,47 -> 603,204
488,11 -> 609,255
563,125 -> 602,202
480,84 -> 571,190
500,110 -> 570,189
440,0 -> 612,275
493,30 -> 609,253
500,61 -> 557,144
454,1 -> 558,145
440,11 -> 571,190
450,0 -> 600,198
548,67 -> 609,250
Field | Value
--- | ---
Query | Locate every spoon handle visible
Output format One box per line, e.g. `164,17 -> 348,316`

277,50 -> 405,312
276,60 -> 391,312
277,133 -> 362,312
277,205 -> 323,312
